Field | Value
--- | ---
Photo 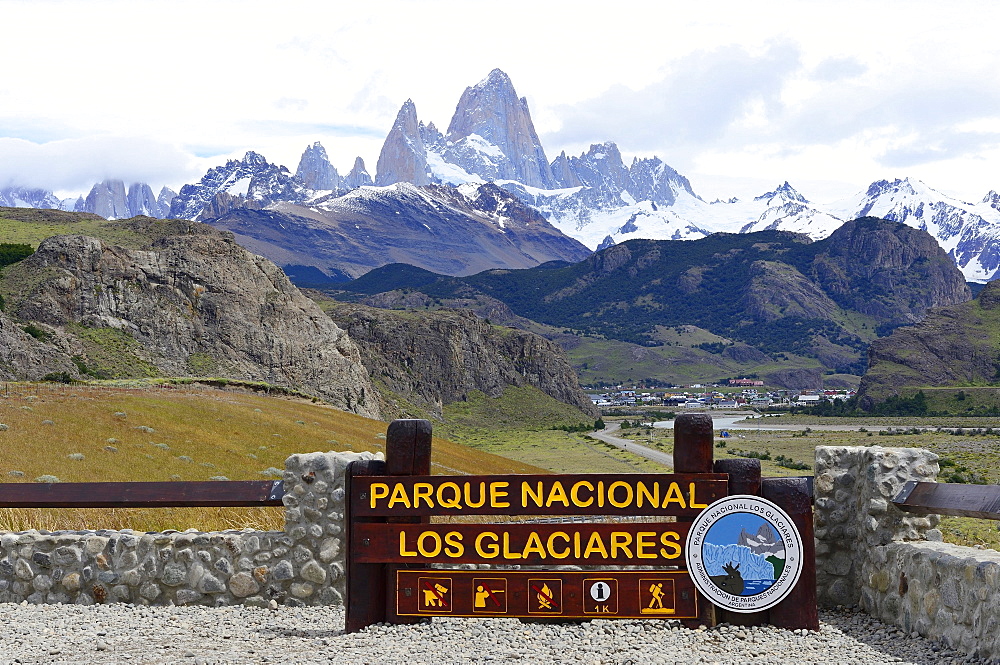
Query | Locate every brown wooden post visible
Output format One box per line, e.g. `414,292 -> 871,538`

674,412 -> 715,628
383,419 -> 433,625
762,477 -> 819,631
344,458 -> 388,633
713,457 -> 767,626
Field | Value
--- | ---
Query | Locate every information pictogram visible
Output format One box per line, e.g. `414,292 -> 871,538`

639,578 -> 677,615
417,577 -> 452,612
584,578 -> 618,614
528,578 -> 562,614
472,578 -> 507,613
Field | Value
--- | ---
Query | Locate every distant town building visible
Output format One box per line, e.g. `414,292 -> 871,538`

729,378 -> 765,387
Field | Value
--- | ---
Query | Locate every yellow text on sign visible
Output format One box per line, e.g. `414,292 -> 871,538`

397,529 -> 684,561
368,480 -> 709,511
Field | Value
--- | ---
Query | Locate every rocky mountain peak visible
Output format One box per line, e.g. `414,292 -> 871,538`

296,141 -> 341,191
83,179 -> 130,219
0,186 -> 63,210
344,157 -> 374,189
169,151 -> 304,221
443,69 -> 555,188
242,150 -> 268,167
756,181 -> 808,204
375,99 -> 430,186
983,190 -> 1000,210
125,183 -> 160,217
628,156 -> 698,206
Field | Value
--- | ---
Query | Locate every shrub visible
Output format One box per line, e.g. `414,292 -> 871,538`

177,455 -> 193,463
34,475 -> 60,483
259,467 -> 284,478
0,424 -> 7,431
22,323 -> 51,342
68,453 -> 85,461
42,372 -> 74,383
41,420 -> 54,426
8,470 -> 24,477
209,476 -> 230,481
135,425 -> 155,433
103,446 -> 118,453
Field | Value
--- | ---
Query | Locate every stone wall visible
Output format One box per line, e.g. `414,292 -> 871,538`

815,445 -> 1000,660
0,450 -> 380,607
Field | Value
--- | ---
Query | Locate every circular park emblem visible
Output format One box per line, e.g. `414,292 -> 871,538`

685,494 -> 803,613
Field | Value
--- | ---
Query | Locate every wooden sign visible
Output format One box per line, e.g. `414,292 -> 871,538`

350,473 -> 728,517
352,522 -> 692,565
395,570 -> 699,619
345,417 -> 818,634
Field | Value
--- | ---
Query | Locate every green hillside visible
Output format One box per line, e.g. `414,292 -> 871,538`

334,219 -> 969,386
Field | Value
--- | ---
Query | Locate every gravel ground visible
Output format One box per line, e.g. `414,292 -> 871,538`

0,604 -> 988,664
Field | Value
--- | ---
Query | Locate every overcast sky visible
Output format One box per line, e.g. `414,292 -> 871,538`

2,0 -> 999,204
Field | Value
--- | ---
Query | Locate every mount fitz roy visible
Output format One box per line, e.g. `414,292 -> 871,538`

7,68 -> 1000,283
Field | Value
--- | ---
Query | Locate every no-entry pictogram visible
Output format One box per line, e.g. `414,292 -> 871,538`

528,578 -> 562,614
472,578 -> 507,613
417,576 -> 452,612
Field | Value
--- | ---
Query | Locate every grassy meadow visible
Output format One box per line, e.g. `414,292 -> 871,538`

609,413 -> 1000,549
437,386 -> 664,474
0,382 -> 544,533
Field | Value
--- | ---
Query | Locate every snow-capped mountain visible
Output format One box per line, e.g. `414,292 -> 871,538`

208,181 -> 592,281
10,67 -> 1000,284
0,182 -> 175,219
826,178 -> 1000,282
295,141 -> 342,191
169,151 -> 308,221
0,186 -> 63,210
365,69 -> 1000,282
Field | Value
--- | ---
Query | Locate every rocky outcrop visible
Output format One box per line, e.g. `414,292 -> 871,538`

375,100 -> 431,186
809,217 -> 971,325
0,311 -> 78,380
443,69 -> 555,188
857,280 -> 1000,404
324,302 -> 597,420
741,260 -> 840,323
3,222 -> 378,417
296,141 -> 341,191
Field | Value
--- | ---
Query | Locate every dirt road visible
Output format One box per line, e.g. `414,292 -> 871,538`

590,422 -> 674,469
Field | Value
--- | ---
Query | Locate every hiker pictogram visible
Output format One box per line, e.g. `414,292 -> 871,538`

528,579 -> 562,614
417,577 -> 452,612
640,578 -> 676,614
584,578 -> 618,614
473,578 -> 507,613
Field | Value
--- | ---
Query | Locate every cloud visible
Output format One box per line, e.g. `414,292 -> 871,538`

810,57 -> 866,82
544,42 -> 802,155
0,136 -> 203,193
879,129 -> 1000,169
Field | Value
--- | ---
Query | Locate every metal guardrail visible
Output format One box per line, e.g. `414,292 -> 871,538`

893,481 -> 1000,520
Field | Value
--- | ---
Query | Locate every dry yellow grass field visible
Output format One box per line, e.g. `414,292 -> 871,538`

0,382 -> 543,533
